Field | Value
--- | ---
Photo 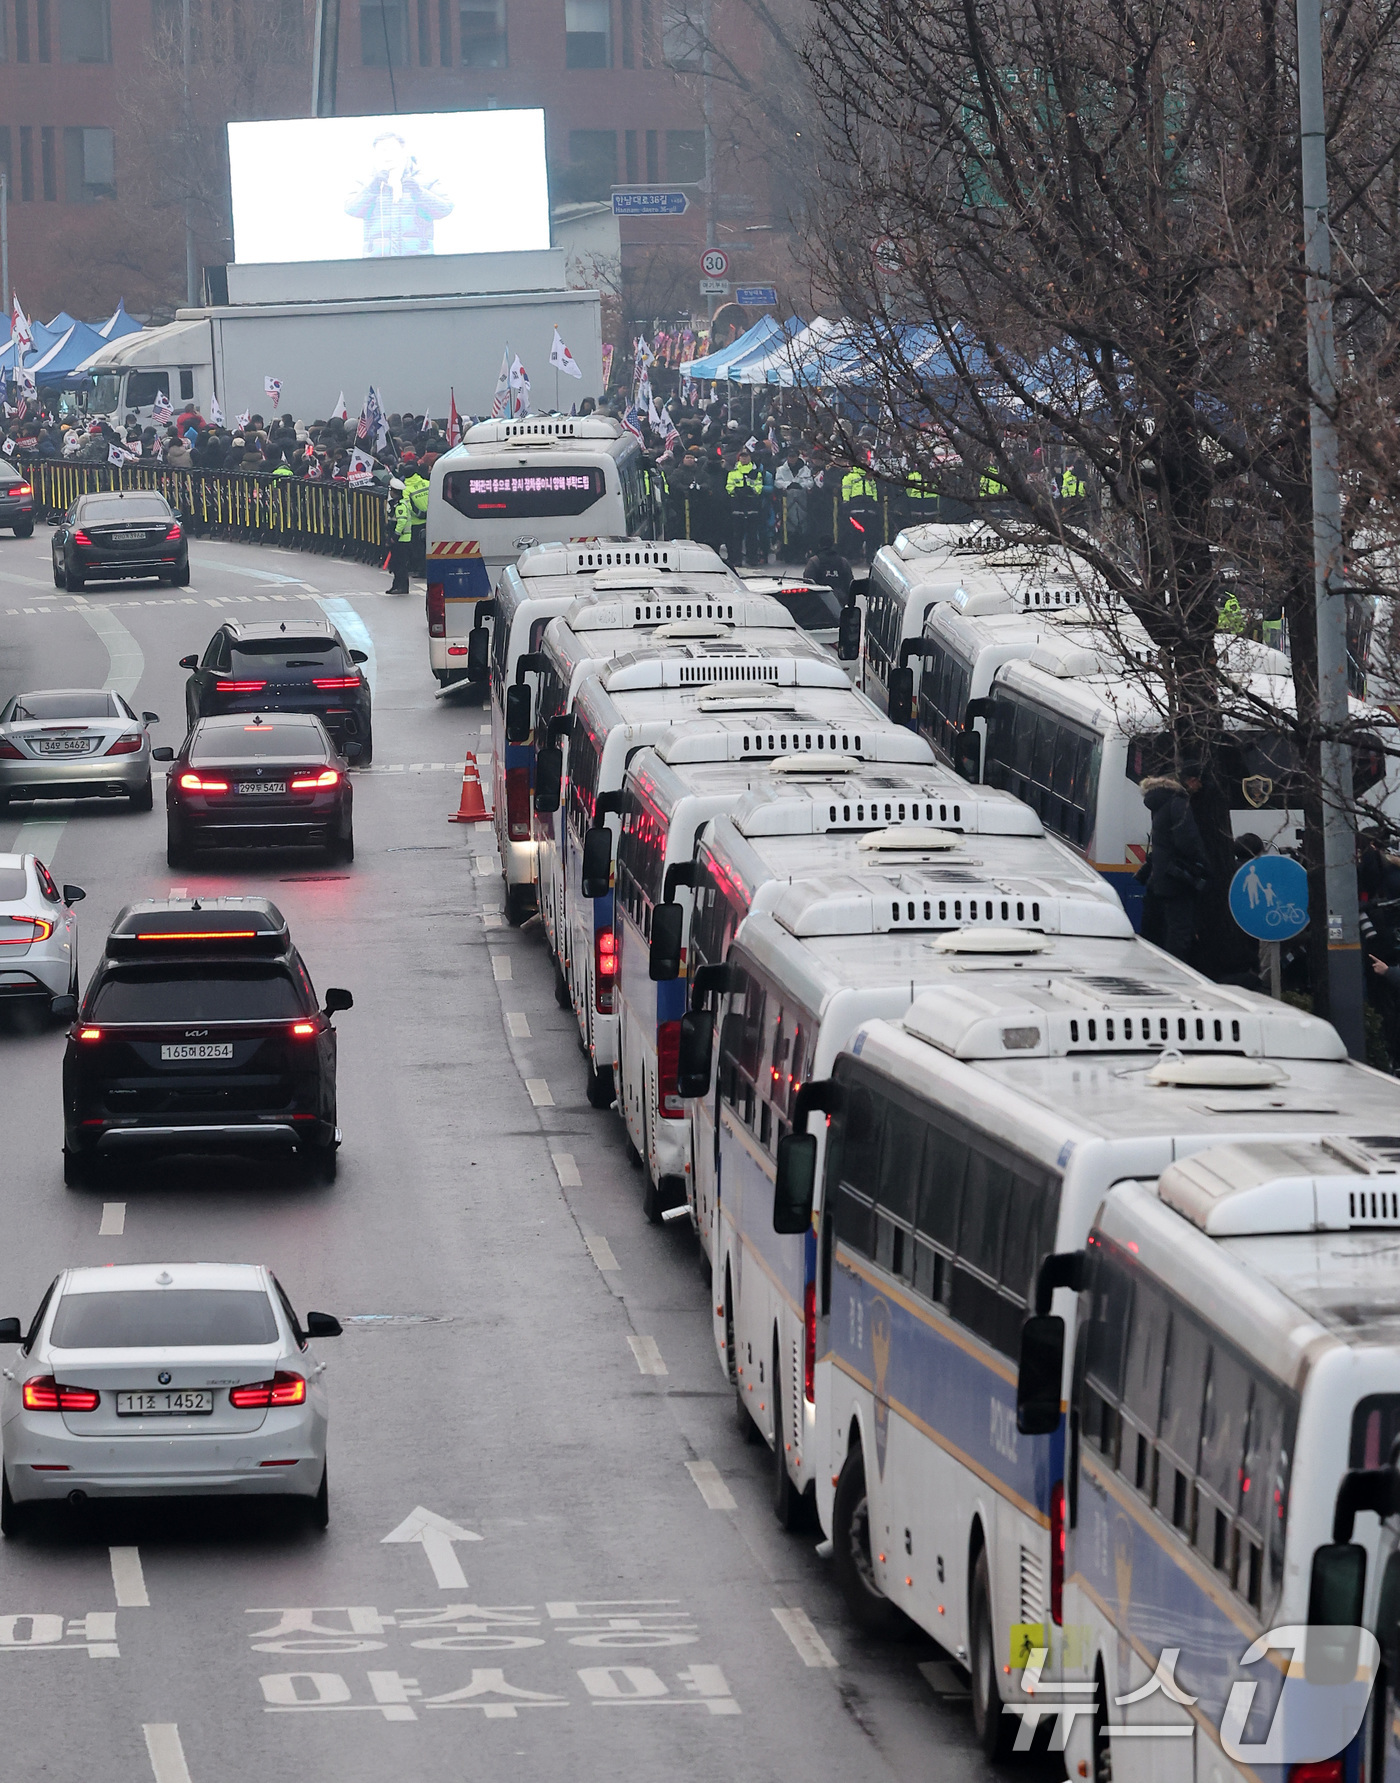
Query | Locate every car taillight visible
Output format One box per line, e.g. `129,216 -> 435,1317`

1289,1765 -> 1344,1783
23,1376 -> 99,1412
79,1027 -> 101,1041
505,765 -> 531,841
215,680 -> 267,693
105,733 -> 143,756
595,928 -> 617,1014
427,582 -> 445,637
0,740 -> 24,760
72,529 -> 92,547
312,677 -> 360,690
2,914 -> 54,944
290,769 -> 340,790
15,483 -> 31,496
179,773 -> 229,792
290,1021 -> 317,1038
165,523 -> 182,540
229,1371 -> 306,1409
804,1277 -> 816,1404
657,1019 -> 684,1118
1050,1478 -> 1065,1625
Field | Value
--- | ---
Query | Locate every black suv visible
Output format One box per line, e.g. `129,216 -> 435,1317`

59,899 -> 352,1185
181,619 -> 373,762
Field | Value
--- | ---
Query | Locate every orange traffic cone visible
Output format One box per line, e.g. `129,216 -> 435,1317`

449,753 -> 493,823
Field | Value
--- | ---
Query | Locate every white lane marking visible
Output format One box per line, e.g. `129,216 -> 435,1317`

628,1335 -> 668,1376
0,568 -> 58,588
143,1724 -> 194,1783
772,1606 -> 837,1668
316,595 -> 376,690
479,722 -> 491,732
492,955 -> 512,981
110,1546 -> 149,1606
80,601 -> 145,697
686,1460 -> 737,1511
10,817 -> 67,859
99,1203 -> 126,1237
525,1078 -> 554,1108
552,1151 -> 581,1187
483,912 -> 503,929
585,1235 -> 619,1271
475,855 -> 496,874
505,1012 -> 530,1038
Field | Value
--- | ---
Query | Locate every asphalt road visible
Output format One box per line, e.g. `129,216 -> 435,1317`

0,531 -> 1008,1783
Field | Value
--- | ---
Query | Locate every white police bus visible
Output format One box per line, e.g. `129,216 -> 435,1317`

425,415 -> 660,685
806,972 -> 1400,1757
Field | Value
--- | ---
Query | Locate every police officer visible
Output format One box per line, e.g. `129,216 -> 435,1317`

1217,591 -> 1246,635
1059,460 -> 1087,504
400,456 -> 430,576
726,447 -> 763,568
840,458 -> 879,562
386,477 -> 410,594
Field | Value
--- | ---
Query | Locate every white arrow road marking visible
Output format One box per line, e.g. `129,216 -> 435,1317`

382,1506 -> 483,1590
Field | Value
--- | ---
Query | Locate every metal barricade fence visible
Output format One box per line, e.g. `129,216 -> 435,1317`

663,483 -> 967,563
16,456 -> 387,566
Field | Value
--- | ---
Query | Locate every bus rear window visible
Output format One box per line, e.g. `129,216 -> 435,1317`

442,468 -> 607,519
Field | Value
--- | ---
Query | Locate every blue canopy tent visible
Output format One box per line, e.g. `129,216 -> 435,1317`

96,300 -> 142,342
678,314 -> 787,381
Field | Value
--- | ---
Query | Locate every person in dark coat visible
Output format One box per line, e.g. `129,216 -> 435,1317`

803,535 -> 855,601
1138,769 -> 1208,961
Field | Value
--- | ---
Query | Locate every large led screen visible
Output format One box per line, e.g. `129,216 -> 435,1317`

227,110 -> 550,264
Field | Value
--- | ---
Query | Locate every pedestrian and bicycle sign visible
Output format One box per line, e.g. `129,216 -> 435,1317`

612,190 -> 690,216
700,249 -> 729,277
1229,854 -> 1309,941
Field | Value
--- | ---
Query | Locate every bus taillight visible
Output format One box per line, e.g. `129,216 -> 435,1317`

657,1020 -> 685,1117
595,928 -> 617,1014
426,582 -> 445,637
804,1277 -> 816,1405
505,767 -> 531,841
1050,1479 -> 1065,1625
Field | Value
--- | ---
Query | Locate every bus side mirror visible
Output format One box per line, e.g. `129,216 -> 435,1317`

837,603 -> 862,661
887,665 -> 914,728
649,903 -> 683,981
955,728 -> 982,781
534,746 -> 562,814
1305,1544 -> 1367,1684
676,1009 -> 714,1098
505,683 -> 532,744
581,826 -> 612,899
1015,1314 -> 1064,1434
773,1132 -> 818,1233
466,627 -> 490,683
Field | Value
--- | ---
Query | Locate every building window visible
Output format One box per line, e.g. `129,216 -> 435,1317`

666,129 -> 704,182
565,0 -> 609,67
438,0 -> 451,59
15,0 -> 29,60
59,0 -> 109,60
19,126 -> 33,200
417,0 -> 430,61
361,0 -> 407,63
645,128 -> 658,182
0,5 -> 8,58
624,128 -> 638,182
40,126 -> 57,201
567,128 -> 616,199
0,129 -> 10,191
620,0 -> 632,65
63,125 -> 115,201
662,3 -> 700,68
459,0 -> 505,65
36,0 -> 50,59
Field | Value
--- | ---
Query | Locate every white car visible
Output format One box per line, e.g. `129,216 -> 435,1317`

0,687 -> 161,811
0,853 -> 84,1012
0,1262 -> 340,1530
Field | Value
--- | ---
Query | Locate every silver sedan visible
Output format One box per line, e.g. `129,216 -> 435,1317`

0,688 -> 161,811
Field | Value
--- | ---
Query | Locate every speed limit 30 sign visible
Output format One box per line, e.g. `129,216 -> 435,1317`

700,248 -> 730,278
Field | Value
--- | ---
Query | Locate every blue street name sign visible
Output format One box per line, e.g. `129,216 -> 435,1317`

612,191 -> 690,216
735,286 -> 778,306
1228,853 -> 1309,942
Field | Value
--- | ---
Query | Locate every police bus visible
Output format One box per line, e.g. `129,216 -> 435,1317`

803,968 -> 1398,1757
424,415 -> 660,686
1059,1136 -> 1400,1783
474,540 -> 733,924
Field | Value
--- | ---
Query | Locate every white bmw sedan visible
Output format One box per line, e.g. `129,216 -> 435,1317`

0,853 -> 84,1012
0,1262 -> 341,1531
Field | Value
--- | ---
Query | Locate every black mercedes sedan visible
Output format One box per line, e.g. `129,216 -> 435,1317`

51,490 -> 189,590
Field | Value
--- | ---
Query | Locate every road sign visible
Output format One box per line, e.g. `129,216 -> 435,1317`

1228,854 -> 1309,942
700,248 -> 730,277
612,189 -> 689,216
700,279 -> 730,295
735,286 -> 778,307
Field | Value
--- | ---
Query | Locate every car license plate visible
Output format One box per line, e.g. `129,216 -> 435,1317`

116,1390 -> 214,1416
38,738 -> 91,754
237,781 -> 286,795
111,531 -> 144,543
160,1042 -> 234,1061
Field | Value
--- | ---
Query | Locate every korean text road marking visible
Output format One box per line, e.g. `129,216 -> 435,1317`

685,1461 -> 737,1511
257,1664 -> 739,1718
110,1548 -> 149,1608
772,1607 -> 837,1668
627,1336 -> 667,1377
143,1724 -> 194,1783
99,1203 -> 125,1237
0,1613 -> 119,1657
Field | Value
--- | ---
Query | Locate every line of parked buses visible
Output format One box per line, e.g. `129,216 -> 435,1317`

424,416 -> 1400,1781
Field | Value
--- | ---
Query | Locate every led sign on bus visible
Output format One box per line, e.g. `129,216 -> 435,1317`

227,110 -> 549,264
442,468 -> 607,518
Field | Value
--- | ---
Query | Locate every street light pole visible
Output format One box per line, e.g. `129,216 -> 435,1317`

182,0 -> 197,304
1,169 -> 8,340
1296,0 -> 1364,1056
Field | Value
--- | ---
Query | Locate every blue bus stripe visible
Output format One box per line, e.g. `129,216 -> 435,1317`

839,1248 -> 1020,1389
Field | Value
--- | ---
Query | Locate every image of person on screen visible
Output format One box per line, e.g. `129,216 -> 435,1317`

344,131 -> 454,257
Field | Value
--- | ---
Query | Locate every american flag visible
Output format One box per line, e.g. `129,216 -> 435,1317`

356,386 -> 387,451
621,405 -> 644,443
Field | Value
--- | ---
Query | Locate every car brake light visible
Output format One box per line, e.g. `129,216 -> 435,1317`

804,1277 -> 817,1404
1289,1765 -> 1344,1783
1050,1479 -> 1065,1625
179,773 -> 229,793
311,677 -> 360,690
105,733 -> 144,756
290,769 -> 340,790
229,1371 -> 306,1409
2,914 -> 54,944
427,583 -> 445,637
134,930 -> 256,941
165,523 -> 182,540
215,680 -> 267,693
595,928 -> 617,1015
23,1375 -> 99,1412
79,1026 -> 101,1041
0,741 -> 23,759
290,1021 -> 317,1037
505,765 -> 531,841
72,529 -> 92,547
15,483 -> 31,496
657,1019 -> 684,1118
